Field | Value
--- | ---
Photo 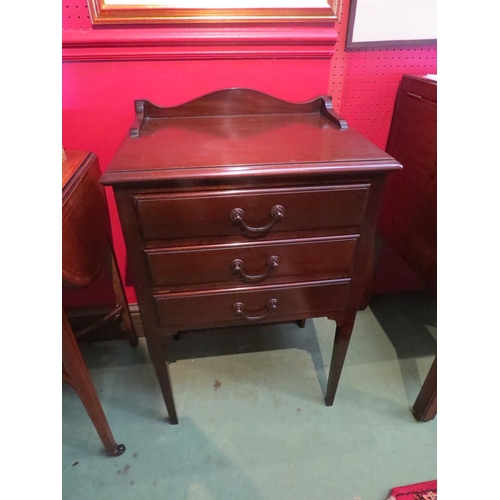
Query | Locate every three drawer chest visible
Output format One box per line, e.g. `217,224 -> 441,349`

101,89 -> 401,424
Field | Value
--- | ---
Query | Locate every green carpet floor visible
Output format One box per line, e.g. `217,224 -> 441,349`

62,291 -> 437,500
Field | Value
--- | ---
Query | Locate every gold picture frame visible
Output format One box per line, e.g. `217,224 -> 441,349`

87,0 -> 340,25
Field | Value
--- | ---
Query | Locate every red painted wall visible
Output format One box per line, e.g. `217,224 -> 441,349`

62,1 -> 337,308
62,0 -> 436,308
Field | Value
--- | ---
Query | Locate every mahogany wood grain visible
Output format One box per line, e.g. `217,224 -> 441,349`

325,315 -> 355,406
129,92 -> 346,135
412,356 -> 437,422
153,279 -> 350,329
378,75 -> 437,291
62,151 -> 90,189
324,177 -> 388,406
113,187 -> 180,424
63,310 -> 125,456
134,185 -> 369,240
62,152 -> 138,346
146,336 -> 178,425
376,75 -> 437,419
63,151 -> 138,453
101,90 -> 400,186
102,89 -> 401,422
63,152 -> 108,288
131,90 -> 322,133
146,235 -> 358,288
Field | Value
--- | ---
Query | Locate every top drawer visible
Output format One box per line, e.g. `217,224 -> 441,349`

134,184 -> 369,241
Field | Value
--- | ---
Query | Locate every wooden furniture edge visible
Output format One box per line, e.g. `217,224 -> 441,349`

129,89 -> 346,137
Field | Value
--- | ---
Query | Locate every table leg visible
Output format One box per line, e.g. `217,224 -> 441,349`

62,310 -> 126,456
412,356 -> 437,422
147,337 -> 178,425
325,317 -> 355,406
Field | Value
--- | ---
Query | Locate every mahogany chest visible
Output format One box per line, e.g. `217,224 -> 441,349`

101,89 -> 401,424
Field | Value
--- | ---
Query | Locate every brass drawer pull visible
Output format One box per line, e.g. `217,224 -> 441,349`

230,205 -> 285,234
231,255 -> 280,282
233,298 -> 279,322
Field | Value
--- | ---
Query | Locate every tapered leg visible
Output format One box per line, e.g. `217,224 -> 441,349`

104,237 -> 138,346
147,337 -> 178,424
62,310 -> 126,456
325,317 -> 356,406
412,356 -> 437,422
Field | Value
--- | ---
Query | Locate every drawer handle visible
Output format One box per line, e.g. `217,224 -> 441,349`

230,205 -> 285,234
233,298 -> 279,322
230,255 -> 280,282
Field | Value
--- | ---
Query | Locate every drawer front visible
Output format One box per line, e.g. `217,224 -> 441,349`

146,236 -> 359,288
153,279 -> 350,328
135,185 -> 369,240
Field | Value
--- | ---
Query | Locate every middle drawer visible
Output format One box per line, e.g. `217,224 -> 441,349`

145,235 -> 359,288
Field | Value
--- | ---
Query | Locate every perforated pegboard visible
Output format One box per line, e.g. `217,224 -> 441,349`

63,0 -> 436,151
63,1 -> 92,31
330,0 -> 437,149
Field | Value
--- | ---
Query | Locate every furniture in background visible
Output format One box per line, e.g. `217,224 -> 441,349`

377,74 -> 437,421
101,89 -> 401,424
412,356 -> 437,422
62,151 -> 138,456
378,74 -> 437,291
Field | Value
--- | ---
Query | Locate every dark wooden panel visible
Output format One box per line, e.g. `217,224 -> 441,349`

101,90 -> 399,186
399,74 -> 437,104
101,90 -> 401,420
62,151 -> 91,190
135,184 -> 369,240
412,356 -> 437,422
153,279 -> 350,328
378,75 -> 436,291
146,235 -> 358,288
133,90 -> 323,123
62,153 -> 108,288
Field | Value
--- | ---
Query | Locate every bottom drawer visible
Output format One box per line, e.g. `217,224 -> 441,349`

153,279 -> 350,329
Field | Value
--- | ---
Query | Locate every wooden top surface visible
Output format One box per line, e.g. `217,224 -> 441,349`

400,74 -> 437,103
101,90 -> 401,185
62,151 -> 91,191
